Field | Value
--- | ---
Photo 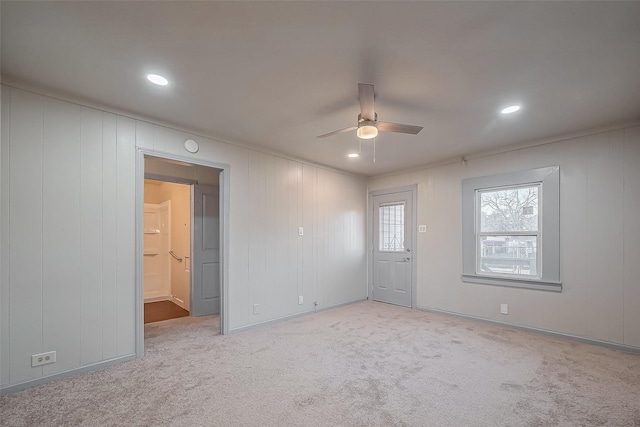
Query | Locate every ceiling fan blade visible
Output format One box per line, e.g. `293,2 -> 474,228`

377,121 -> 423,135
358,83 -> 375,121
317,125 -> 358,139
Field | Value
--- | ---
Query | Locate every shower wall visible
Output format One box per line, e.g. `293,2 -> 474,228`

143,181 -> 191,310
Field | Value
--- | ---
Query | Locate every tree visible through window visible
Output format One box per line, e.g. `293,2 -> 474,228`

477,185 -> 539,277
461,166 -> 561,291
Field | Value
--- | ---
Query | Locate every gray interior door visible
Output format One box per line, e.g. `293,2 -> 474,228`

372,191 -> 413,307
191,184 -> 220,316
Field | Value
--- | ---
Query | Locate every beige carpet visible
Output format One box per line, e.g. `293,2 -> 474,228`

1,301 -> 639,426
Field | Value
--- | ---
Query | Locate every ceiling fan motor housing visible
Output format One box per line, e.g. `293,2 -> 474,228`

357,113 -> 378,139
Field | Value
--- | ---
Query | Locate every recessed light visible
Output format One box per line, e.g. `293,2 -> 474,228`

347,153 -> 360,158
501,105 -> 521,114
147,74 -> 169,86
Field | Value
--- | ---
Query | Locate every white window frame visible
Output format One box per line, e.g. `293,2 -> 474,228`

462,166 -> 561,291
476,183 -> 541,279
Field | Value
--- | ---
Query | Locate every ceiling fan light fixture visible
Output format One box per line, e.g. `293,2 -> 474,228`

356,124 -> 378,140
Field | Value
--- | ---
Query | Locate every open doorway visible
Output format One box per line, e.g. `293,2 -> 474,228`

138,154 -> 224,332
143,180 -> 191,323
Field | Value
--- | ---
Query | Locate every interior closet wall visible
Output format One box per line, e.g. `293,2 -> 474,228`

158,182 -> 190,310
142,199 -> 171,300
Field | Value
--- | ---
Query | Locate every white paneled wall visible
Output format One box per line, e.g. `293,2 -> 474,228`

0,86 -> 367,390
368,125 -> 640,349
1,89 -> 137,389
137,123 -> 368,330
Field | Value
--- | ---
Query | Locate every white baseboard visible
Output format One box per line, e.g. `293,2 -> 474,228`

170,295 -> 188,311
143,295 -> 171,303
416,305 -> 640,355
0,354 -> 137,396
228,298 -> 367,334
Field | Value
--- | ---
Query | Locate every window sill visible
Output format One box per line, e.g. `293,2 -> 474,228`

461,274 -> 562,292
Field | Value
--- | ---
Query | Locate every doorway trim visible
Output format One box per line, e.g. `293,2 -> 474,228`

135,148 -> 230,359
368,185 -> 418,309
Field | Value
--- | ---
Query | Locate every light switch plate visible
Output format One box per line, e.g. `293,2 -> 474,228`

298,227 -> 304,236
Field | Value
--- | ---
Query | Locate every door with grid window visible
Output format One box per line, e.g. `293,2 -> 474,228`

372,191 -> 413,307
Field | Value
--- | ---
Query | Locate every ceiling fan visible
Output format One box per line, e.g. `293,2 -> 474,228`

317,83 -> 424,140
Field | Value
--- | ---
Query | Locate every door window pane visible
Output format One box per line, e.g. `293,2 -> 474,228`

480,186 -> 538,232
479,235 -> 537,276
379,203 -> 405,251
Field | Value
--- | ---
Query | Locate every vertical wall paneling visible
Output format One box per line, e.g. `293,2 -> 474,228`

608,129 -> 625,344
193,135 -> 224,165
558,139 -> 589,336
585,133 -> 613,341
623,126 -> 640,347
368,125 -> 640,349
1,88 -> 12,385
135,121 -> 154,150
287,161 -> 299,312
225,145 -> 249,329
8,90 -> 45,383
101,112 -> 118,360
338,172 -> 367,303
115,116 -> 136,356
263,154 -> 276,318
315,169 -> 325,308
312,167 -> 320,307
79,107 -> 104,365
151,124 -> 165,152
295,162 -> 303,310
42,97 -> 82,376
301,165 -> 316,311
273,157 -> 288,318
247,151 -> 266,325
1,86 -> 369,388
322,170 -> 336,306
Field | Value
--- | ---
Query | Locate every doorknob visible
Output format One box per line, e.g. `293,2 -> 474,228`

406,248 -> 411,252
404,257 -> 411,261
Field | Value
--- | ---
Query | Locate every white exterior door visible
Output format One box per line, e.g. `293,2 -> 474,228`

191,184 -> 220,316
372,190 -> 413,307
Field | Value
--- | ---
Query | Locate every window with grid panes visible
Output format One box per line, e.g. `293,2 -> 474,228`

462,167 -> 561,291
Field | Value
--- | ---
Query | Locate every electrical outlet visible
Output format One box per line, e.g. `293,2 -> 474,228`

32,351 -> 56,367
418,225 -> 427,233
253,304 -> 259,315
298,295 -> 304,305
500,304 -> 509,315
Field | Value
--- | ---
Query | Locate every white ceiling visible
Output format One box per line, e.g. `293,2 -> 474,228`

2,1 -> 640,176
